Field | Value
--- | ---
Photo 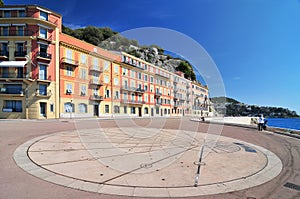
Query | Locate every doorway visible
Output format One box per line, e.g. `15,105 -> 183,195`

138,107 -> 142,117
40,102 -> 46,117
151,108 -> 154,117
94,105 -> 99,116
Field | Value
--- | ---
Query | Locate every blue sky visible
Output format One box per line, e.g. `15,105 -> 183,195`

8,0 -> 300,114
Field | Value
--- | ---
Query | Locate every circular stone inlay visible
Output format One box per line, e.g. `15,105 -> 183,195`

14,127 -> 282,197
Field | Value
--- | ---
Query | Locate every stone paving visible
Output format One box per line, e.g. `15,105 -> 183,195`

14,127 -> 283,197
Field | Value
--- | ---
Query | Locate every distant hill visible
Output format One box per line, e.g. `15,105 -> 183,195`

210,97 -> 299,118
62,25 -> 197,81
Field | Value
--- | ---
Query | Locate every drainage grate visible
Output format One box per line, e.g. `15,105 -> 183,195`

284,182 -> 300,191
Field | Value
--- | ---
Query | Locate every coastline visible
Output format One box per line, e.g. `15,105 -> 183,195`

191,116 -> 300,139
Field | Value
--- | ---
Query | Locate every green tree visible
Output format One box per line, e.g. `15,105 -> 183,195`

0,0 -> 4,6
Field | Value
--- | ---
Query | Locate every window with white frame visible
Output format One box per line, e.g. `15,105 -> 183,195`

39,27 -> 47,39
80,69 -> 86,79
81,54 -> 87,65
40,11 -> 48,21
114,77 -> 119,85
93,58 -> 98,67
39,64 -> 47,80
122,68 -> 127,76
80,85 -> 86,96
105,105 -> 109,113
114,65 -> 118,73
66,49 -> 72,59
66,83 -> 73,94
64,102 -> 74,113
39,84 -> 47,95
138,72 -> 142,79
144,75 -> 148,81
66,66 -> 73,76
104,61 -> 109,71
104,75 -> 109,83
130,70 -> 135,78
78,103 -> 87,113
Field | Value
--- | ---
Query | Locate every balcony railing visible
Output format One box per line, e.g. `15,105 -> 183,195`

89,79 -> 103,86
0,88 -> 24,96
121,99 -> 145,105
38,51 -> 52,60
121,86 -> 145,93
0,50 -> 9,57
155,91 -> 162,96
61,57 -> 79,66
0,73 -> 25,79
90,65 -> 103,72
14,51 -> 27,57
0,29 -> 35,37
36,92 -> 52,97
90,94 -> 103,101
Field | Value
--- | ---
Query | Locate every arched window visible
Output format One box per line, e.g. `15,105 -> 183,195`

144,107 -> 149,114
64,102 -> 74,113
78,103 -> 87,113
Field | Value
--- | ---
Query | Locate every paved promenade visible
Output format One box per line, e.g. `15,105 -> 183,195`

1,118 -> 300,198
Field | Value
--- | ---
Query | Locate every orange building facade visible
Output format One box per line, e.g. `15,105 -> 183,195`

0,4 -> 211,119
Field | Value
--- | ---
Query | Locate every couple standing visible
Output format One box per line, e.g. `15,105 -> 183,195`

258,114 -> 267,131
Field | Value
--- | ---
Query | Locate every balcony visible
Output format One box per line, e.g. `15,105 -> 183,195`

0,73 -> 25,79
61,57 -> 79,67
0,88 -> 24,97
155,102 -> 162,106
121,86 -> 145,93
90,65 -> 103,73
14,51 -> 27,58
154,91 -> 162,97
0,29 -> 35,37
121,99 -> 145,105
37,51 -> 52,60
90,94 -> 103,101
0,50 -> 9,58
35,92 -> 52,98
89,79 -> 103,86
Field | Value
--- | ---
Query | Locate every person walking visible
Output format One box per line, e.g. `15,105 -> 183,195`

258,114 -> 264,131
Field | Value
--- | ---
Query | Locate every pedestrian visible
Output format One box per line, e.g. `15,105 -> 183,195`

258,114 -> 264,131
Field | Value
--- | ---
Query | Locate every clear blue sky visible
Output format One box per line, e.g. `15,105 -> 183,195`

8,0 -> 300,114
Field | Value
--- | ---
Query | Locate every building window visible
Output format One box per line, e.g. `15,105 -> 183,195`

66,49 -> 72,59
17,26 -> 24,36
66,66 -> 73,76
124,106 -> 127,114
4,10 -> 10,18
144,75 -> 148,81
80,69 -> 86,79
114,65 -> 118,73
39,43 -> 48,57
144,85 -> 148,91
78,103 -> 87,113
131,107 -> 136,114
93,58 -> 98,67
114,77 -> 119,85
138,72 -> 142,79
39,65 -> 47,80
144,107 -> 149,114
3,100 -> 22,112
106,90 -> 110,98
66,83 -> 73,94
156,107 -> 159,114
130,70 -> 135,78
104,61 -> 109,71
80,85 -> 86,96
39,84 -> 47,95
2,27 -> 8,36
50,104 -> 54,112
114,105 -> 120,113
18,10 -> 25,17
115,91 -> 119,99
122,68 -> 127,76
64,102 -> 74,113
39,27 -> 47,39
40,102 -> 46,116
15,43 -> 24,55
104,75 -> 109,83
150,76 -> 154,83
105,105 -> 109,113
93,88 -> 98,95
81,54 -> 87,65
40,11 -> 48,21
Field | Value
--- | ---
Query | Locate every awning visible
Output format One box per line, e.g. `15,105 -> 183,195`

0,61 -> 28,67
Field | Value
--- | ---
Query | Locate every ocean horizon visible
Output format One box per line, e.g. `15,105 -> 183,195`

266,118 -> 300,131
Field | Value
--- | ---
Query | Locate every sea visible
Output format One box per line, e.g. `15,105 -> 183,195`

266,118 -> 300,131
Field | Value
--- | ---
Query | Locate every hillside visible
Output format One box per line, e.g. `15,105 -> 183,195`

210,97 -> 299,118
62,25 -> 196,81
